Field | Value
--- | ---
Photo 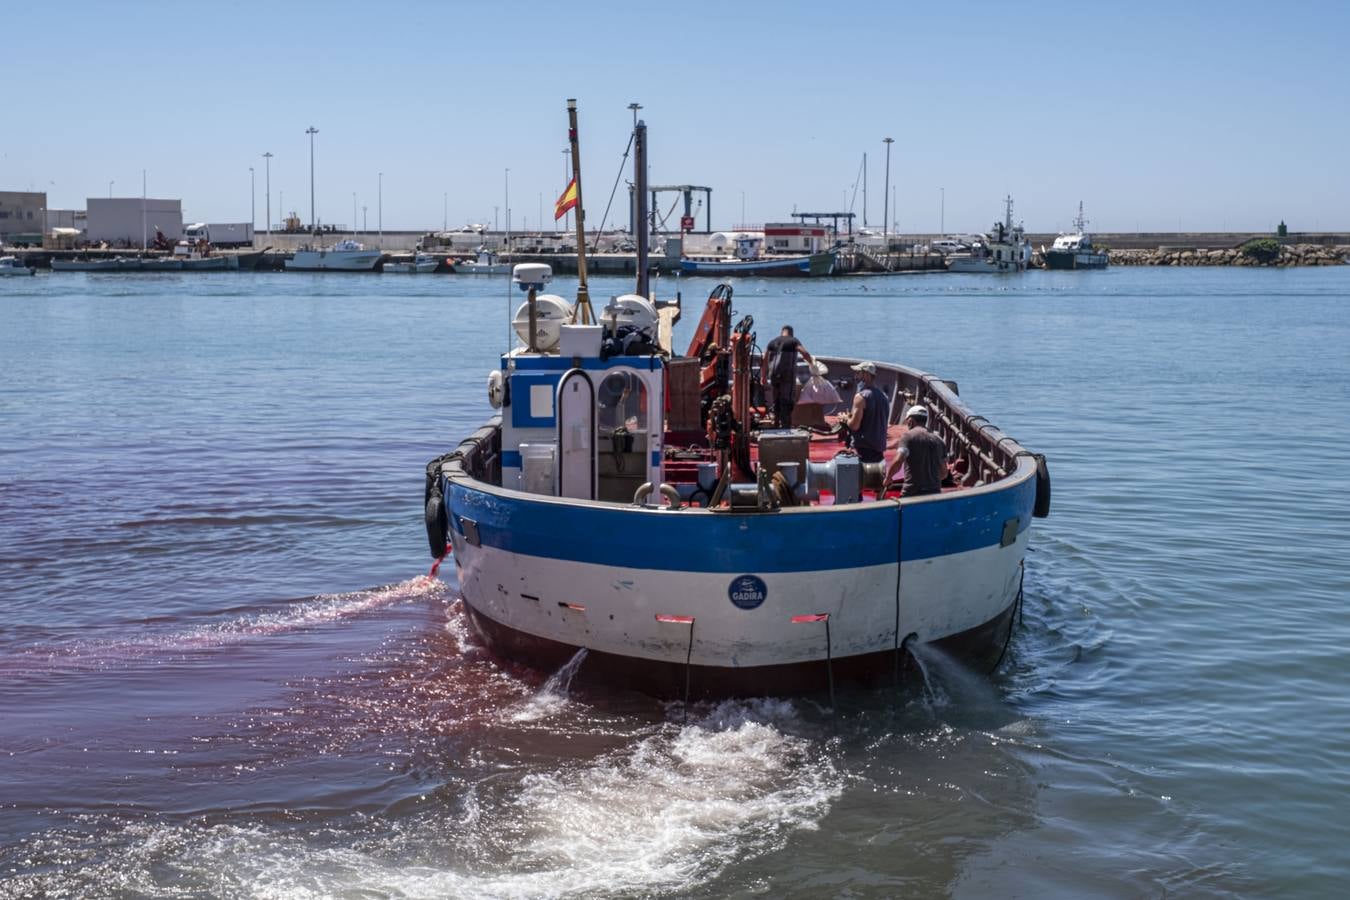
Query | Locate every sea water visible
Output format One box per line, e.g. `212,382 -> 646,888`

2,266 -> 1348,897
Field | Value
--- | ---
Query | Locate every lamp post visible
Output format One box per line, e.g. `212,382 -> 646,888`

940,186 -> 945,236
250,167 -> 255,235
377,171 -> 382,242
443,192 -> 447,231
882,137 -> 894,246
352,192 -> 357,236
362,205 -> 367,235
262,152 -> 273,236
305,126 -> 319,231
108,180 -> 114,198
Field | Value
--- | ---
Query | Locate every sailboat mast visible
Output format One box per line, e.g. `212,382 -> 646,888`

567,99 -> 595,325
634,119 -> 649,298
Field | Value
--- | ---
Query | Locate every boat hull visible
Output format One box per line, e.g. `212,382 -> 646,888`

442,456 -> 1036,698
680,251 -> 836,277
286,249 -> 382,271
1043,250 -> 1109,270
946,256 -> 1023,274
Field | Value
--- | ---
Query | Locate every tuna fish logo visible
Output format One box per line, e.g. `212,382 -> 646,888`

728,575 -> 767,610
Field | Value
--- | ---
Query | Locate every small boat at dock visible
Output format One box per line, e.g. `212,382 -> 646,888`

457,248 -> 511,275
0,255 -> 35,276
1042,202 -> 1109,269
384,252 -> 439,273
286,239 -> 382,272
946,197 -> 1029,274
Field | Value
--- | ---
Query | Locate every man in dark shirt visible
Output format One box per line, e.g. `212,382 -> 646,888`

761,325 -> 814,428
840,360 -> 890,463
884,405 -> 946,496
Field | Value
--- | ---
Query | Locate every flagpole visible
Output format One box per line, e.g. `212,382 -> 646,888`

566,98 -> 595,325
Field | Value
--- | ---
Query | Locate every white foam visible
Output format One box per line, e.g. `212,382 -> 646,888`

49,699 -> 842,899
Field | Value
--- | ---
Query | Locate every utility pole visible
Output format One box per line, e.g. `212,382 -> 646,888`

940,186 -> 945,236
306,126 -> 319,231
141,169 -> 146,252
250,167 -> 255,235
882,137 -> 894,246
443,192 -> 447,231
262,152 -> 273,236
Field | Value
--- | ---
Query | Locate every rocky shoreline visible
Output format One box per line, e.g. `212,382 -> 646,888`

1093,242 -> 1348,267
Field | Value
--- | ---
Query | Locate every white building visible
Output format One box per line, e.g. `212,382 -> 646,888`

86,197 -> 183,246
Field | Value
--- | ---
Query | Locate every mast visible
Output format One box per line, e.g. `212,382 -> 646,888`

634,118 -> 649,298
567,99 -> 595,325
1074,200 -> 1088,233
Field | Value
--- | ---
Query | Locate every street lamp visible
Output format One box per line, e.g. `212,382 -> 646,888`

250,167 -> 255,235
352,192 -> 357,236
882,137 -> 894,245
108,180 -> 114,198
306,126 -> 319,231
262,152 -> 273,236
377,171 -> 382,242
443,192 -> 447,231
940,186 -> 945,236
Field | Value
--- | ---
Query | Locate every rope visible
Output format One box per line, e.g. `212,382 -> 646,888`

989,560 -> 1024,673
428,542 -> 453,578
592,130 -> 636,250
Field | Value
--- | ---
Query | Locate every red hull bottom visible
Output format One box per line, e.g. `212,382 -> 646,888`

461,601 -> 1016,700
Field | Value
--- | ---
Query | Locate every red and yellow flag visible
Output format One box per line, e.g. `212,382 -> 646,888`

554,178 -> 578,220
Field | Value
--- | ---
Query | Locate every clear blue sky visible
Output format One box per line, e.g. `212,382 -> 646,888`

7,0 -> 1348,233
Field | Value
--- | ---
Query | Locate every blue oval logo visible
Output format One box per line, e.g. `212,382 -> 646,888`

728,575 -> 767,610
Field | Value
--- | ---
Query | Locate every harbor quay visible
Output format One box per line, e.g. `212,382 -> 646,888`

5,229 -> 1346,272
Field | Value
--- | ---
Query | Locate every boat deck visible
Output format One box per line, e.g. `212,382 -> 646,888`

664,415 -> 968,507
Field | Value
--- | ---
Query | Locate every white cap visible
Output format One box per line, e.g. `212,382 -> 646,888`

850,360 -> 877,375
905,405 -> 929,420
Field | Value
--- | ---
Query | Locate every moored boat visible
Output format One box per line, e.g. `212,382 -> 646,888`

0,255 -> 35,276
682,230 -> 837,277
945,196 -> 1028,274
1043,202 -> 1109,270
286,239 -> 383,272
421,101 -> 1050,700
457,247 -> 512,275
384,252 -> 439,273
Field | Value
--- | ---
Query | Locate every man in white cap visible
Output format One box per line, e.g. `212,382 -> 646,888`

840,361 -> 890,464
884,405 -> 946,497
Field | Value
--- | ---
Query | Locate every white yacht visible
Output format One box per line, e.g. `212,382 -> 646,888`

286,239 -> 383,272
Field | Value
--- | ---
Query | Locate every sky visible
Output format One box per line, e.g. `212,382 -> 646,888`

5,0 -> 1349,234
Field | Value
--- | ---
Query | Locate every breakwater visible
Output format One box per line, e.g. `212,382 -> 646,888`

1100,242 -> 1348,267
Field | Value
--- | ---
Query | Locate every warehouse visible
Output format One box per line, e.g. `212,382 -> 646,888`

86,197 -> 183,246
0,191 -> 46,243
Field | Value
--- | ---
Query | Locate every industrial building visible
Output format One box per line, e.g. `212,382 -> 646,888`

86,197 -> 183,246
0,191 -> 47,243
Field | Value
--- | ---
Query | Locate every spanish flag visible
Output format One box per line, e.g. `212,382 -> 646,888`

554,178 -> 578,220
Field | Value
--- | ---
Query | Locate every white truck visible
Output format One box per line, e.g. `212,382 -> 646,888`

183,222 -> 255,247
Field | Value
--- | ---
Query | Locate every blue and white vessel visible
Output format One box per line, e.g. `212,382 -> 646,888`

421,101 -> 1051,698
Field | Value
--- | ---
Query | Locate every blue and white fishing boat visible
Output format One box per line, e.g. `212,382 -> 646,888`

421,102 -> 1050,699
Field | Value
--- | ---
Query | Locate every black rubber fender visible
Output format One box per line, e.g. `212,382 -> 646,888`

1033,454 -> 1051,518
425,491 -> 449,558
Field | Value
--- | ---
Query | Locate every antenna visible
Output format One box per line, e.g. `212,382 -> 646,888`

1074,201 -> 1088,233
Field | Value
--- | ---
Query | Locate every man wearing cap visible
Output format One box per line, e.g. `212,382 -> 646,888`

884,405 -> 947,497
840,361 -> 890,464
761,325 -> 814,428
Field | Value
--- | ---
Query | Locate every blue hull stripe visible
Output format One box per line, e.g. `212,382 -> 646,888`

447,475 -> 1034,572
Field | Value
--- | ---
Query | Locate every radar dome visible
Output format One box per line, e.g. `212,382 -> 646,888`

512,293 -> 572,351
